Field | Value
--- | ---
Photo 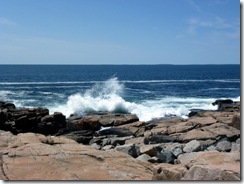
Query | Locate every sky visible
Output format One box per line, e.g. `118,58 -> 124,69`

0,0 -> 241,64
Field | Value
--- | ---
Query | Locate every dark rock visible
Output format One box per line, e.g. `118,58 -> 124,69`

188,110 -> 198,117
66,117 -> 100,132
0,110 -> 8,125
62,130 -> 94,144
0,107 -> 50,134
1,102 -> 16,110
41,115 -> 53,122
157,151 -> 176,164
212,99 -> 234,111
32,108 -> 49,117
53,112 -> 66,127
15,116 -> 33,132
38,112 -> 66,135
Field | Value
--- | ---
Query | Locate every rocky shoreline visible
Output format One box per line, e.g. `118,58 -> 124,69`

0,99 -> 240,180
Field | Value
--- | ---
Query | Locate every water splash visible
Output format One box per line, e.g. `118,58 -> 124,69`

49,77 -> 222,121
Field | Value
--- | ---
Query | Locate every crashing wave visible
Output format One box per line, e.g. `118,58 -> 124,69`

49,77 -> 232,121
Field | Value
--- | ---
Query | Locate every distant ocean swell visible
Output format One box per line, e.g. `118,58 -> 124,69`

0,77 -> 240,122
0,79 -> 240,85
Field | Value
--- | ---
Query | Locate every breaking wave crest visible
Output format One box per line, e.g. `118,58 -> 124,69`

49,77 -> 226,121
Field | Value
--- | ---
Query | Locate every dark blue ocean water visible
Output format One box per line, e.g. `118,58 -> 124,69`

0,65 -> 240,121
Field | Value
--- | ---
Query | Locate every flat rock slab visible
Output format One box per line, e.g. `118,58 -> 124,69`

0,131 -> 153,180
187,117 -> 216,127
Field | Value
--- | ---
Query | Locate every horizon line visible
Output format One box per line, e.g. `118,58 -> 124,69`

0,63 -> 240,66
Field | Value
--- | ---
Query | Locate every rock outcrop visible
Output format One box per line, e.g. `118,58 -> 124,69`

0,131 -> 153,180
0,99 -> 240,180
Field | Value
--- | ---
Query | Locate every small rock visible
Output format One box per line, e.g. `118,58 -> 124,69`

91,143 -> 101,150
89,136 -> 106,145
183,140 -> 201,153
139,144 -> 161,157
216,141 -> 232,152
198,139 -> 216,149
148,157 -> 158,163
172,147 -> 183,157
157,151 -> 176,164
115,144 -> 138,158
152,163 -> 187,180
176,152 -> 197,164
231,143 -> 240,152
110,136 -> 132,146
136,154 -> 151,162
102,145 -> 114,151
206,145 -> 217,151
236,138 -> 240,144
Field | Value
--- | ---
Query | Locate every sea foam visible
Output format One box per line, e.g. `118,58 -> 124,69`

49,77 -> 223,121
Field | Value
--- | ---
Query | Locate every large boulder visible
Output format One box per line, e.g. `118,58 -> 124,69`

38,112 -> 66,135
66,117 -> 101,131
212,99 -> 234,111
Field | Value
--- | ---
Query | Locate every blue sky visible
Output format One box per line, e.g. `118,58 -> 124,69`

0,0 -> 240,64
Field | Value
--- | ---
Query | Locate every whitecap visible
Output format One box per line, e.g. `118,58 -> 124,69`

49,77 -> 226,121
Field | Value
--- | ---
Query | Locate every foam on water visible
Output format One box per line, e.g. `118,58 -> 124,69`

49,77 -> 231,121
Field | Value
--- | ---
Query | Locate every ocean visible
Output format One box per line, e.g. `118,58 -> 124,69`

0,65 -> 240,121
